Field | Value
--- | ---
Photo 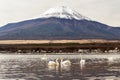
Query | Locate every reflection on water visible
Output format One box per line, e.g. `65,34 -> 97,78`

0,54 -> 120,80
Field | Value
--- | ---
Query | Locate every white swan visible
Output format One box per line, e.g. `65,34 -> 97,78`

80,54 -> 85,65
41,54 -> 47,60
60,58 -> 71,66
48,58 -> 59,66
108,57 -> 114,65
108,57 -> 114,62
79,54 -> 85,70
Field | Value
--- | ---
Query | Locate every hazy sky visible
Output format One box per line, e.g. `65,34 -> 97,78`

0,0 -> 120,27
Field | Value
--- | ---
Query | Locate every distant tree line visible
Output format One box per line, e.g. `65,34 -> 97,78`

0,42 -> 119,54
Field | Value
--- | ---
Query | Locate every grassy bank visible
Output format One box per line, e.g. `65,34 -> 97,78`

0,40 -> 120,53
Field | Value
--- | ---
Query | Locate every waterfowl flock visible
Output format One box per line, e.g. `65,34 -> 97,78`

41,54 -> 86,71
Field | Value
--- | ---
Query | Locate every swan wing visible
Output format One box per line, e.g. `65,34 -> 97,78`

62,60 -> 71,66
48,61 -> 56,66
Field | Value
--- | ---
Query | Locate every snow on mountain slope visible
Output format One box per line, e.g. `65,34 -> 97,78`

40,6 -> 89,20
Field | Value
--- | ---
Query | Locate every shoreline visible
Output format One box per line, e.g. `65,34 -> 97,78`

0,54 -> 120,60
0,40 -> 119,53
0,39 -> 119,44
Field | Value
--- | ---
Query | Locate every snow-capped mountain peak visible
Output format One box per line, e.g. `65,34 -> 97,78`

40,6 -> 89,20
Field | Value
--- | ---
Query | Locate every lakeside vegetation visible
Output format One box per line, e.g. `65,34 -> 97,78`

0,40 -> 120,54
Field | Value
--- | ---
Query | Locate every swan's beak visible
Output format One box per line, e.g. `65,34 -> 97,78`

56,58 -> 59,61
60,58 -> 63,60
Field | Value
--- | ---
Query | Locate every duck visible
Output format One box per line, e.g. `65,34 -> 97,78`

48,58 -> 59,66
60,58 -> 71,66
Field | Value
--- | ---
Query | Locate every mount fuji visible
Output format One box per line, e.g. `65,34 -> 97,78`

0,6 -> 120,40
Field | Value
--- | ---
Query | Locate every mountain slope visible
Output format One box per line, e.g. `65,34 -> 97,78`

0,6 -> 120,40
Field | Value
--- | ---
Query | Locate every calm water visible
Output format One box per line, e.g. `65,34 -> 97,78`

0,54 -> 120,80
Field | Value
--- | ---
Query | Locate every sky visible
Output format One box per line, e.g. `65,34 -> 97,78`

0,0 -> 120,27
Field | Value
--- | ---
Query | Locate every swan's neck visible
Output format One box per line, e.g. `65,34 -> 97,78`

60,59 -> 63,63
60,59 -> 63,66
55,59 -> 59,65
80,54 -> 82,60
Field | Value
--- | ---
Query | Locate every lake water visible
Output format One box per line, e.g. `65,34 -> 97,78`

0,54 -> 120,80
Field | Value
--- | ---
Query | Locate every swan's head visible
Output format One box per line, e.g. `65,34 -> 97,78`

60,58 -> 64,61
55,58 -> 59,62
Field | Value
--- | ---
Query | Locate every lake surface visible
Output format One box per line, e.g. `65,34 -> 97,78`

0,54 -> 120,80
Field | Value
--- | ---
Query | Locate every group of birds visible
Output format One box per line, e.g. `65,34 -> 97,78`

41,54 -> 116,71
48,58 -> 72,67
41,54 -> 86,70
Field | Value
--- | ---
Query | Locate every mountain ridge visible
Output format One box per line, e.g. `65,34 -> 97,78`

0,6 -> 120,40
